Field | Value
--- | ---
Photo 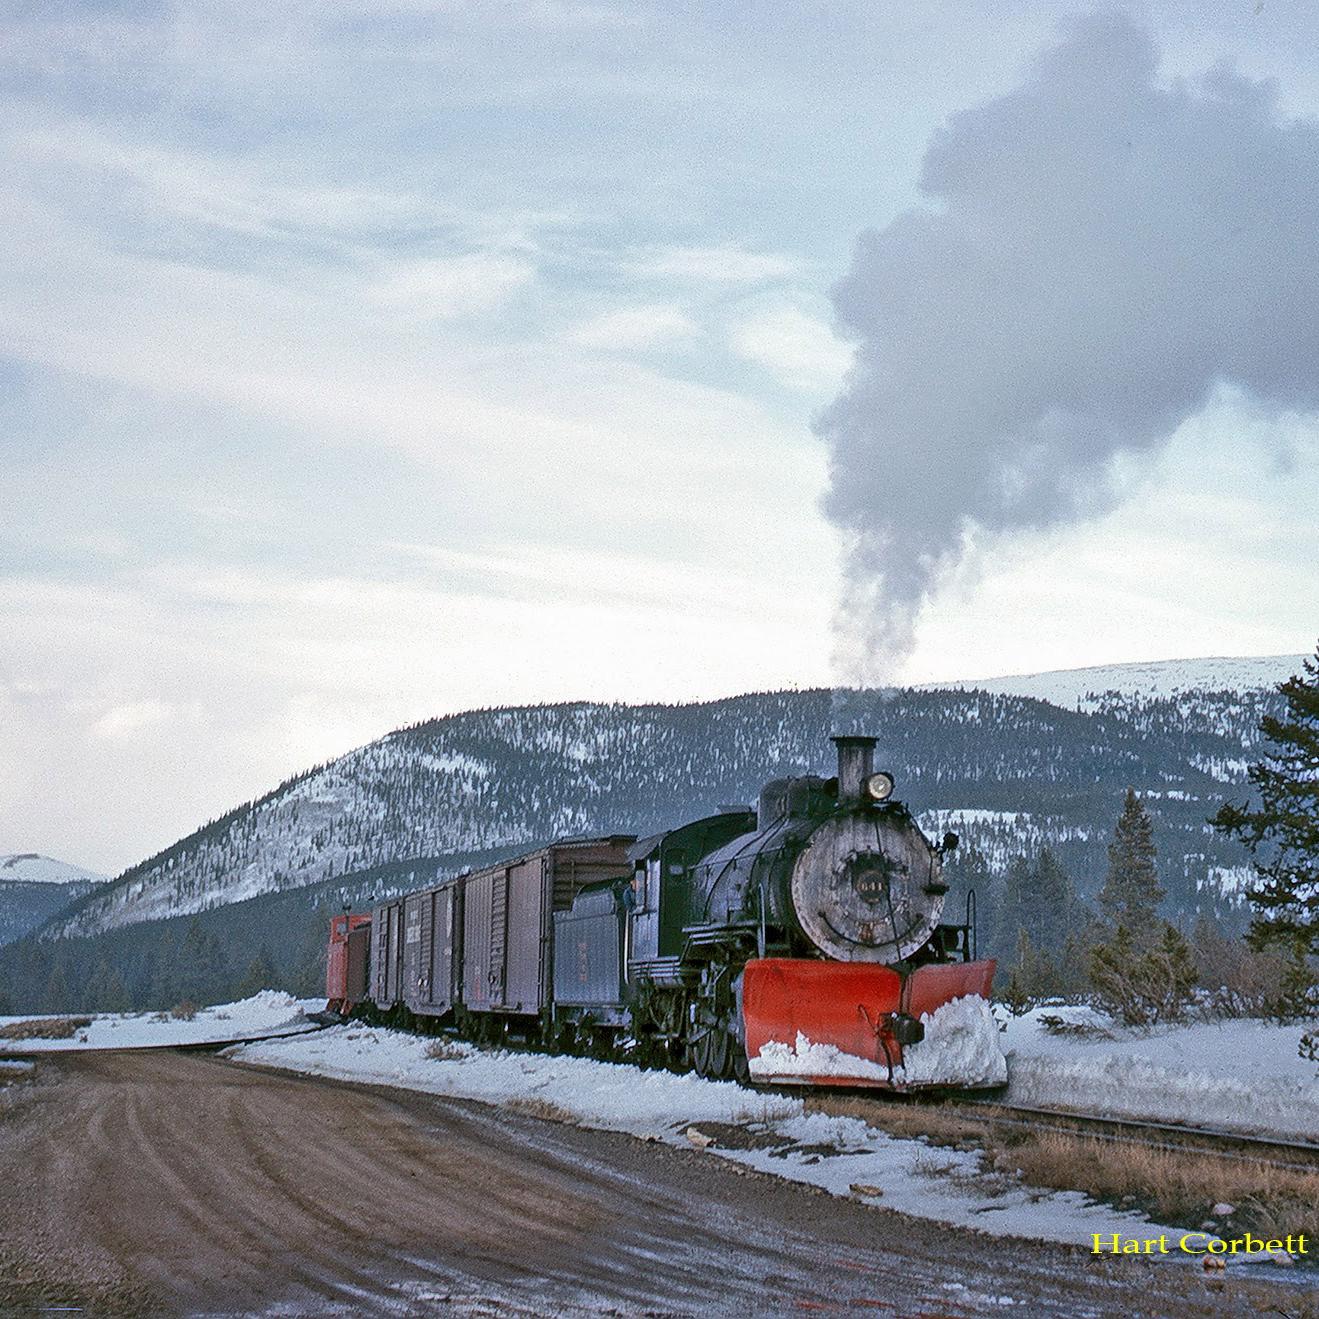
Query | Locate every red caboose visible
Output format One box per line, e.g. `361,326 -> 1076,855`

325,912 -> 372,1015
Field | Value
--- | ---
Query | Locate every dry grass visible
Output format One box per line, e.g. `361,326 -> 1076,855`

169,1001 -> 199,1022
808,1096 -> 986,1146
502,1096 -> 578,1124
1007,1132 -> 1319,1243
0,1017 -> 92,1042
806,1095 -> 1319,1244
729,1097 -> 798,1125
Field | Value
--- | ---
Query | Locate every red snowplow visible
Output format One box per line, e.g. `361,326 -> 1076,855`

742,957 -> 998,1089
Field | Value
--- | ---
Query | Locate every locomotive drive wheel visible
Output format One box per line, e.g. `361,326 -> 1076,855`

731,1041 -> 750,1086
691,1028 -> 729,1079
690,1026 -> 750,1082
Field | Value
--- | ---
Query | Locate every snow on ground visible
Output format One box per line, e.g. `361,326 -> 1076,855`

0,992 -> 317,1053
1002,1005 -> 1319,1144
228,1025 -> 1278,1262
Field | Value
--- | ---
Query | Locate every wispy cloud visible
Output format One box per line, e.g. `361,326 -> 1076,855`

565,303 -> 698,350
727,302 -> 852,392
92,700 -> 177,741
366,252 -> 536,318
624,245 -> 798,283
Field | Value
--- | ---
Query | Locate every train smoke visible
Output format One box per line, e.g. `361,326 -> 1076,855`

818,14 -> 1319,682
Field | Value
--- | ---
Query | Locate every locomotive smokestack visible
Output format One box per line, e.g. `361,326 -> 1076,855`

832,734 -> 876,804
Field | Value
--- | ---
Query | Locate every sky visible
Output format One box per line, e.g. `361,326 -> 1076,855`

2,1 -> 1318,873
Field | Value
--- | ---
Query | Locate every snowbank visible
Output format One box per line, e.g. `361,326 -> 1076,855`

230,1025 -> 1239,1258
0,992 -> 316,1053
1002,1006 -> 1319,1143
905,995 -> 1008,1087
236,1026 -> 788,1131
749,995 -> 1007,1090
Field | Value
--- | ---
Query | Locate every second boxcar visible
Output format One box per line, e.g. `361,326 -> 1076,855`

462,837 -> 633,1025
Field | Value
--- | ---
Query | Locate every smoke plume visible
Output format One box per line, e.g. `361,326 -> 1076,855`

818,14 -> 1319,681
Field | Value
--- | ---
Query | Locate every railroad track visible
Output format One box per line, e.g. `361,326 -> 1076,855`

0,1022 -> 327,1060
942,1097 -> 1319,1173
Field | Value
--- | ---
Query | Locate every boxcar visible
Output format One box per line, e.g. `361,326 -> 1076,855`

462,837 -> 633,1021
371,897 -> 405,1009
400,881 -> 463,1017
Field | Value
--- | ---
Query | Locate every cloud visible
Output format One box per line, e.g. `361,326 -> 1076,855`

366,252 -> 536,318
0,529 -> 834,869
565,303 -> 698,350
727,301 -> 853,392
818,14 -> 1319,682
91,700 -> 176,740
625,244 -> 798,283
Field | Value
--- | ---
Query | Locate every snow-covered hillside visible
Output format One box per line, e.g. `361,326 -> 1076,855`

924,653 -> 1305,710
0,854 -> 111,947
0,854 -> 107,886
41,654 -> 1301,942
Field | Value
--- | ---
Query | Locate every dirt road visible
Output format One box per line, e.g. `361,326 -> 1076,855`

0,1051 -> 1309,1316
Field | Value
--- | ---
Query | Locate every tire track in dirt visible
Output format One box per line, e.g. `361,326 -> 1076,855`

1,1050 -> 1309,1317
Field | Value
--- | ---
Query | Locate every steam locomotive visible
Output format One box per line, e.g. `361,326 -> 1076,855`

326,735 -> 1006,1090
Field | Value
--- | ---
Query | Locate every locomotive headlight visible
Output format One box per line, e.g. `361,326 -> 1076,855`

863,771 -> 895,802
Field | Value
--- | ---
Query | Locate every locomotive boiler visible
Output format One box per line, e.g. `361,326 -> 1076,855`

328,734 -> 1006,1091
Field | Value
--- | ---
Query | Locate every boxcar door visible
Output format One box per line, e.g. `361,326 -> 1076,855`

489,866 -> 509,1009
428,885 -> 454,1014
402,896 -> 424,1006
388,903 -> 405,1003
463,869 -> 493,1011
346,925 -> 370,1005
503,854 -> 544,1014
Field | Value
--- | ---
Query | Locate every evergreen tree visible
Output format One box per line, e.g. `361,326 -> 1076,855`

103,968 -> 131,1013
1088,788 -> 1196,1024
990,846 -> 1090,983
1057,929 -> 1096,999
178,919 -> 229,1005
991,855 -> 1034,961
1213,642 -> 1319,968
86,959 -> 112,1008
1033,847 -> 1087,956
44,960 -> 69,1013
149,928 -> 180,1008
1099,788 -> 1164,929
294,909 -> 331,997
236,947 -> 278,999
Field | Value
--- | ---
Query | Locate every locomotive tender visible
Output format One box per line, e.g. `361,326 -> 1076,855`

326,735 -> 1006,1090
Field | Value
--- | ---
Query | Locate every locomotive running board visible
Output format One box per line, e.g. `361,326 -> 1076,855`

741,958 -> 997,1089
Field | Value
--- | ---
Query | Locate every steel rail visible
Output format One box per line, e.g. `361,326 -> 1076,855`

939,1097 -> 1319,1172
0,1022 -> 327,1060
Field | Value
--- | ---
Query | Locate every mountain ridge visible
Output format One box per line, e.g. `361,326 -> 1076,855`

0,854 -> 108,887
0,855 -> 110,947
919,653 -> 1305,708
40,651 -> 1306,942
